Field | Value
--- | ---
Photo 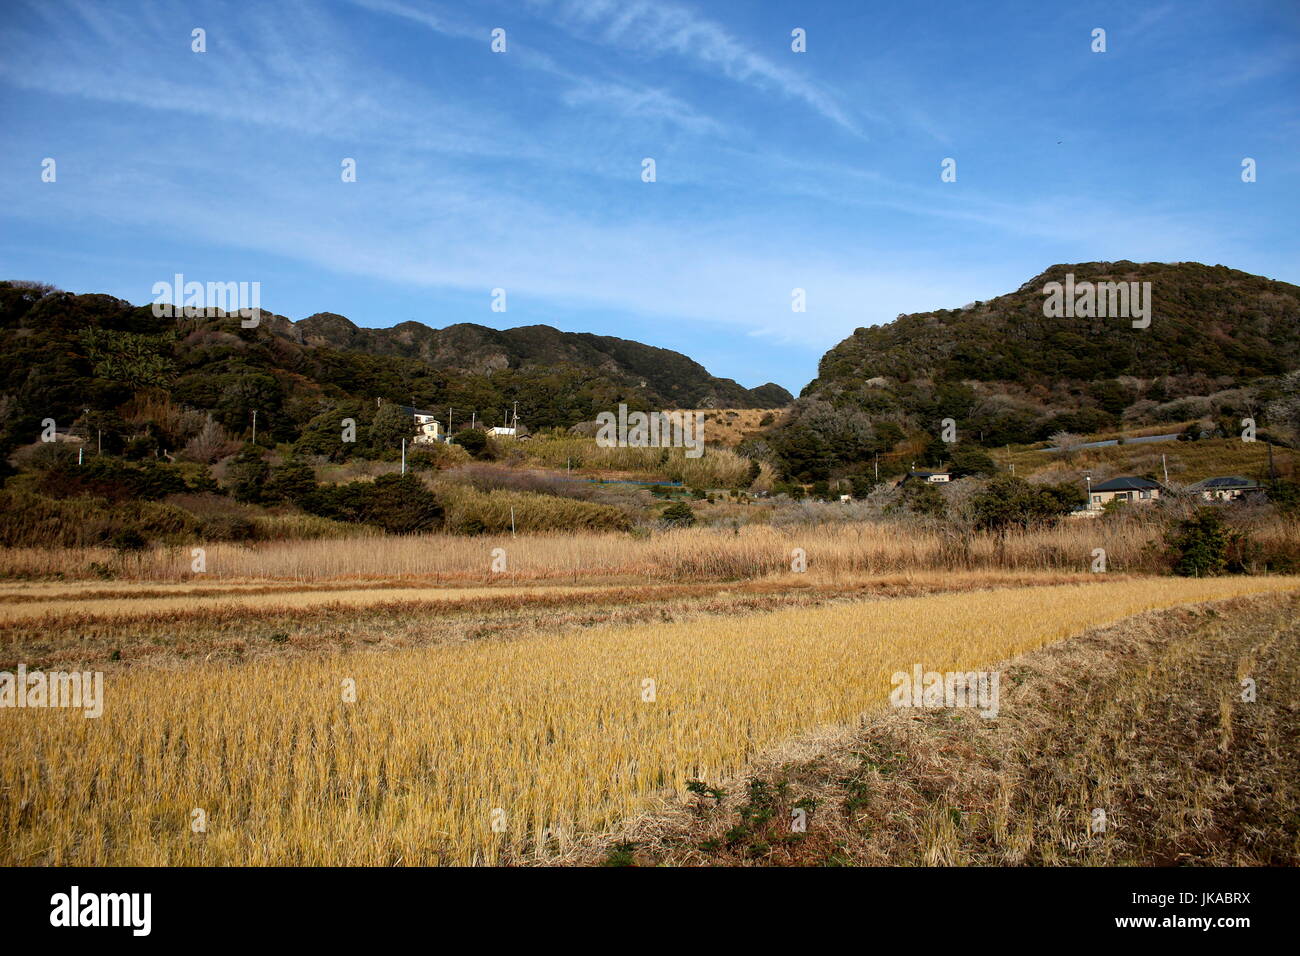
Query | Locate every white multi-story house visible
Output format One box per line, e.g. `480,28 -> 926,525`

411,411 -> 443,444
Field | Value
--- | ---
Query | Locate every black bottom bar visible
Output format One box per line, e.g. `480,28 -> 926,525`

1,865 -> 1290,943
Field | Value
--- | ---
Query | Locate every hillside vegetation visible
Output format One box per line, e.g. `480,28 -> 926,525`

0,281 -> 789,463
771,261 -> 1300,482
3,266 -> 1298,562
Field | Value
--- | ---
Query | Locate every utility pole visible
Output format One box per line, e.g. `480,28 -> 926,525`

97,429 -> 102,456
1162,454 -> 1168,485
512,401 -> 518,430
471,411 -> 476,430
251,410 -> 257,445
510,506 -> 516,538
401,438 -> 406,475
874,454 -> 878,481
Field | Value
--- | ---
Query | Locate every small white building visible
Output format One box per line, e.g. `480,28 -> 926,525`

899,470 -> 951,486
486,426 -> 516,438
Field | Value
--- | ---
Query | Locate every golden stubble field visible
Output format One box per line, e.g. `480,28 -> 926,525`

4,575 -> 1297,866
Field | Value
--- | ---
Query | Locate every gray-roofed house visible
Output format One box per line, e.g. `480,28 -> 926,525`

1089,475 -> 1163,508
1188,476 -> 1262,502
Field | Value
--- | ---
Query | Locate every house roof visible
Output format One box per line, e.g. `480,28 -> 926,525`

896,471 -> 950,487
1189,476 -> 1260,490
1092,476 -> 1161,492
398,405 -> 441,418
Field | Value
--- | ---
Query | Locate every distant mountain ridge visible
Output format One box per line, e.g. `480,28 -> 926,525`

270,311 -> 789,409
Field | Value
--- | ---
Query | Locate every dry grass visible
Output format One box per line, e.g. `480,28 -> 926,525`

0,582 -> 596,627
997,435 -> 1297,486
3,575 -> 1295,866
600,590 -> 1300,866
434,483 -> 633,533
5,516 -> 1273,582
678,408 -> 783,448
516,435 -> 760,487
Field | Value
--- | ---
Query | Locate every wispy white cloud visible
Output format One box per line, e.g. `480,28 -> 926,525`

525,0 -> 864,135
0,0 -> 509,155
350,0 -> 728,135
559,78 -> 723,134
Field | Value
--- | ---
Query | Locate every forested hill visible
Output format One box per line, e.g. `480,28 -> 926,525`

0,282 -> 790,453
809,261 -> 1299,396
768,262 -> 1300,481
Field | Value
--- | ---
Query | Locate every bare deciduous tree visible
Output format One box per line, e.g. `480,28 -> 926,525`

1049,430 -> 1083,461
183,415 -> 234,464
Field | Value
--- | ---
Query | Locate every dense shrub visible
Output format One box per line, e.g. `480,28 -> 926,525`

293,402 -> 367,461
451,428 -> 491,459
900,480 -> 946,518
404,442 -> 469,471
947,444 -> 998,478
226,446 -> 271,503
661,502 -> 696,527
265,458 -> 318,503
970,475 -> 1082,531
366,474 -> 446,533
34,457 -> 189,502
1269,479 -> 1300,517
1166,509 -> 1249,576
303,473 -> 444,534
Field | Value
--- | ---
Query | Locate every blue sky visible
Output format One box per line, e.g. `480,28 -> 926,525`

2,0 -> 1297,394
